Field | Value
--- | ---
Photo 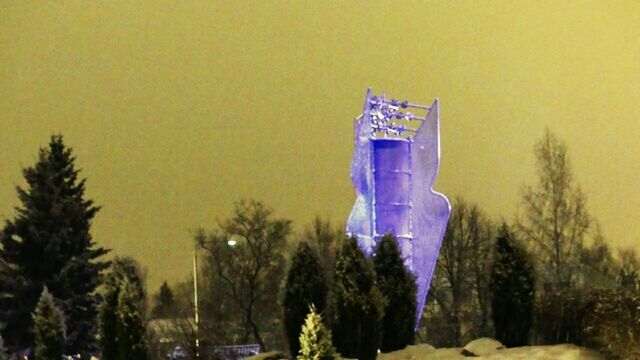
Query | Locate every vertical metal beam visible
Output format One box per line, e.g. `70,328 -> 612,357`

193,249 -> 200,358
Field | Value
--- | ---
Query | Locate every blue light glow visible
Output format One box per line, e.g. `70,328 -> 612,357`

347,89 -> 451,328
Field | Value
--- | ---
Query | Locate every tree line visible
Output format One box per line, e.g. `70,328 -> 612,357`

0,136 -> 150,359
152,130 -> 640,359
421,130 -> 640,358
160,201 -> 416,360
0,135 -> 416,359
1,130 -> 638,359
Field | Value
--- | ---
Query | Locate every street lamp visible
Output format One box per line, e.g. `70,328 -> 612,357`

193,237 -> 236,359
193,247 -> 200,359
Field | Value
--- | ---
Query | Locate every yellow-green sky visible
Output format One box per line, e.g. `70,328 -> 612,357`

1,1 -> 638,291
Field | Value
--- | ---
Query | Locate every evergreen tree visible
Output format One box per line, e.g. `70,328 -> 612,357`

151,280 -> 176,319
330,237 -> 383,360
100,271 -> 120,360
283,242 -> 328,358
32,287 -> 66,360
619,268 -> 638,290
0,135 -> 109,354
116,278 -> 148,360
0,334 -> 9,360
298,305 -> 335,360
373,234 -> 417,352
99,257 -> 146,360
489,224 -> 535,347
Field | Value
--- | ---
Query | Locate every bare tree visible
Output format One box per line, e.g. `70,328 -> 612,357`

469,212 -> 495,337
518,130 -> 591,288
576,222 -> 617,287
428,198 -> 493,345
148,278 -> 230,360
151,280 -> 199,360
298,216 -> 344,282
617,247 -> 639,272
196,200 -> 291,351
616,247 -> 639,290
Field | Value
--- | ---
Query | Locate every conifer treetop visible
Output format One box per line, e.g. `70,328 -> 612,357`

298,305 -> 335,360
0,134 -> 109,354
33,287 -> 66,360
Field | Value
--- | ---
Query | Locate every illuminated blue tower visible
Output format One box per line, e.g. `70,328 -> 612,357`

347,89 -> 451,328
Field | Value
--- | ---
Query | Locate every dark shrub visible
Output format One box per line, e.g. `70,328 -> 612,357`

374,234 -> 417,352
490,224 -> 535,347
330,237 -> 383,360
282,242 -> 328,358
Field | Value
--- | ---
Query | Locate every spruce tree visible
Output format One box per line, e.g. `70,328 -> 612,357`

99,257 -> 146,360
330,237 -> 383,360
283,242 -> 328,358
0,135 -> 109,354
32,288 -> 66,360
100,271 -> 120,360
373,234 -> 417,352
298,305 -> 335,360
151,280 -> 176,319
489,224 -> 535,347
0,334 -> 8,360
116,278 -> 148,360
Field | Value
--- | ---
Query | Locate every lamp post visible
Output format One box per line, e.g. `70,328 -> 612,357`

193,247 -> 200,359
193,237 -> 237,359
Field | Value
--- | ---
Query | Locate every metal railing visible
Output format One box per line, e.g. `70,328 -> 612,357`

212,344 -> 261,360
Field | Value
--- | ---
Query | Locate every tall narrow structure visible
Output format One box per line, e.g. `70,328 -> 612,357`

347,89 -> 451,327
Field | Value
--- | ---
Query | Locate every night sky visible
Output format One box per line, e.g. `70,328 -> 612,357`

1,1 -> 638,290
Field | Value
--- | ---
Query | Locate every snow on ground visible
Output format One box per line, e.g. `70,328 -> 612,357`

482,344 -> 604,360
462,338 -> 504,356
378,342 -> 604,360
247,339 -> 604,360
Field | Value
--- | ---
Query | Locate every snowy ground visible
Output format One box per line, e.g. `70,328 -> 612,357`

247,338 -> 605,360
378,339 -> 604,360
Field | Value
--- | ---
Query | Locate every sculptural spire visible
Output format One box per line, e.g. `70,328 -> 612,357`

347,89 -> 451,328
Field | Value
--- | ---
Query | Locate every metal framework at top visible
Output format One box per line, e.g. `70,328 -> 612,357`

357,93 -> 432,138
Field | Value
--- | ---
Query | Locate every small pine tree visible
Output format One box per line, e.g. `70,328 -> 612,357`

151,281 -> 176,319
298,305 -> 335,360
33,287 -> 66,360
489,224 -> 535,347
330,237 -> 383,360
0,334 -> 9,360
373,234 -> 417,352
100,257 -> 146,360
100,275 -> 119,360
619,269 -> 638,290
116,278 -> 148,360
283,242 -> 328,357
